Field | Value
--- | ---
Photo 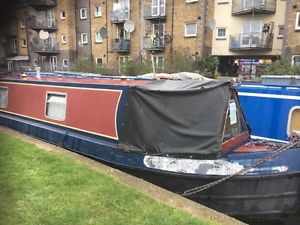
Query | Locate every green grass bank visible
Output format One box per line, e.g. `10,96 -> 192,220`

0,131 -> 220,225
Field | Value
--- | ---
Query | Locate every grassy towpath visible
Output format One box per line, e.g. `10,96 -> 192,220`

0,130 -> 220,225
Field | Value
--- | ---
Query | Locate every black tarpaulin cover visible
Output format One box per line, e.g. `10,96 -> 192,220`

119,79 -> 231,158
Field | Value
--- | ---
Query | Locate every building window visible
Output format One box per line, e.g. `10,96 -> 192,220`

21,39 -> 27,48
45,93 -> 67,121
95,6 -> 102,17
80,8 -> 87,19
292,55 -> 300,67
185,22 -> 197,37
186,0 -> 198,3
61,35 -> 67,44
296,12 -> 300,30
216,27 -> 227,39
81,33 -> 88,44
278,25 -> 284,39
62,59 -> 68,68
152,55 -> 164,71
0,87 -> 8,108
61,11 -> 66,19
287,107 -> 300,135
95,57 -> 102,64
95,32 -> 102,43
33,59 -> 38,67
218,0 -> 229,3
20,19 -> 25,28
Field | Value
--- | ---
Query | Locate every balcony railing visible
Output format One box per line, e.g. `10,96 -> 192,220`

27,0 -> 57,7
6,46 -> 18,56
112,38 -> 131,52
32,44 -> 59,54
144,36 -> 165,51
27,17 -> 57,31
110,9 -> 130,23
232,0 -> 276,15
229,33 -> 273,51
143,3 -> 166,20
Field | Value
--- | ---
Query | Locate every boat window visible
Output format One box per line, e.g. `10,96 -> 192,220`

0,87 -> 8,108
223,95 -> 247,141
45,93 -> 66,121
287,107 -> 300,136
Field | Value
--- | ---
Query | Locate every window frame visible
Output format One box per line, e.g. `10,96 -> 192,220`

216,27 -> 227,40
61,35 -> 67,44
186,0 -> 198,3
61,11 -> 66,20
94,5 -> 102,17
287,106 -> 300,136
0,86 -> 8,109
292,55 -> 300,67
45,92 -> 67,121
185,22 -> 197,37
33,59 -> 38,67
277,25 -> 284,39
95,57 -> 103,64
95,32 -> 102,43
296,12 -> 300,30
62,59 -> 68,68
81,33 -> 88,44
21,39 -> 27,48
20,19 -> 25,28
80,8 -> 87,19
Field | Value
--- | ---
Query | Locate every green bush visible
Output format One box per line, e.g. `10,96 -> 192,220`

258,60 -> 300,75
201,55 -> 219,78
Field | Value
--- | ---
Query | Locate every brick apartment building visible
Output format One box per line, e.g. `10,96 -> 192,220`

3,0 -> 214,74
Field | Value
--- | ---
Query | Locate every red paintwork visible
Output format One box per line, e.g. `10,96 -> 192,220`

221,132 -> 249,154
234,143 -> 270,153
0,81 -> 122,139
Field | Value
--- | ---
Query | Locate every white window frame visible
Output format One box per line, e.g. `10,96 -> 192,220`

61,11 -> 66,20
152,55 -> 164,71
277,25 -> 284,39
80,8 -> 87,19
81,33 -> 88,44
119,56 -> 130,74
152,0 -> 165,16
61,35 -> 67,44
287,106 -> 300,136
95,32 -> 102,43
33,59 -> 38,67
20,19 -> 25,28
185,22 -> 197,37
94,6 -> 102,17
62,59 -> 68,68
0,86 -> 8,108
95,57 -> 103,64
45,92 -> 67,121
21,39 -> 27,48
218,0 -> 229,3
296,12 -> 300,30
292,55 -> 300,67
186,0 -> 198,3
216,27 -> 227,40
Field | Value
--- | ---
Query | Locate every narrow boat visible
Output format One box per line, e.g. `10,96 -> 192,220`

0,73 -> 300,223
237,76 -> 300,142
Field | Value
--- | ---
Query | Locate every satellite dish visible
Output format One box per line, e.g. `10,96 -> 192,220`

124,20 -> 135,33
209,19 -> 216,30
39,30 -> 49,40
99,27 -> 108,39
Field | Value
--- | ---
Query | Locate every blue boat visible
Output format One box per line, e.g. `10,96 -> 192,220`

237,76 -> 300,143
1,73 -> 300,223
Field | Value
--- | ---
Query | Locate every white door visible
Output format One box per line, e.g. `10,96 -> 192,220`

242,21 -> 261,47
47,10 -> 55,28
152,23 -> 165,47
152,0 -> 165,16
50,56 -> 57,71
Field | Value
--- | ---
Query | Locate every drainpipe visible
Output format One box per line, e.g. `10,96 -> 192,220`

105,0 -> 109,63
170,0 -> 174,53
200,0 -> 207,60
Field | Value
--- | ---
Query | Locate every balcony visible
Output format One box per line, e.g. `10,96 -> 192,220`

144,36 -> 165,51
229,33 -> 273,51
232,0 -> 276,15
110,9 -> 130,23
27,17 -> 57,31
27,0 -> 57,8
6,46 -> 18,56
112,38 -> 131,53
143,3 -> 166,20
32,44 -> 59,54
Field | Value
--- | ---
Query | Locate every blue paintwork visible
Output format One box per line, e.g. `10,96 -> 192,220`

237,83 -> 300,141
